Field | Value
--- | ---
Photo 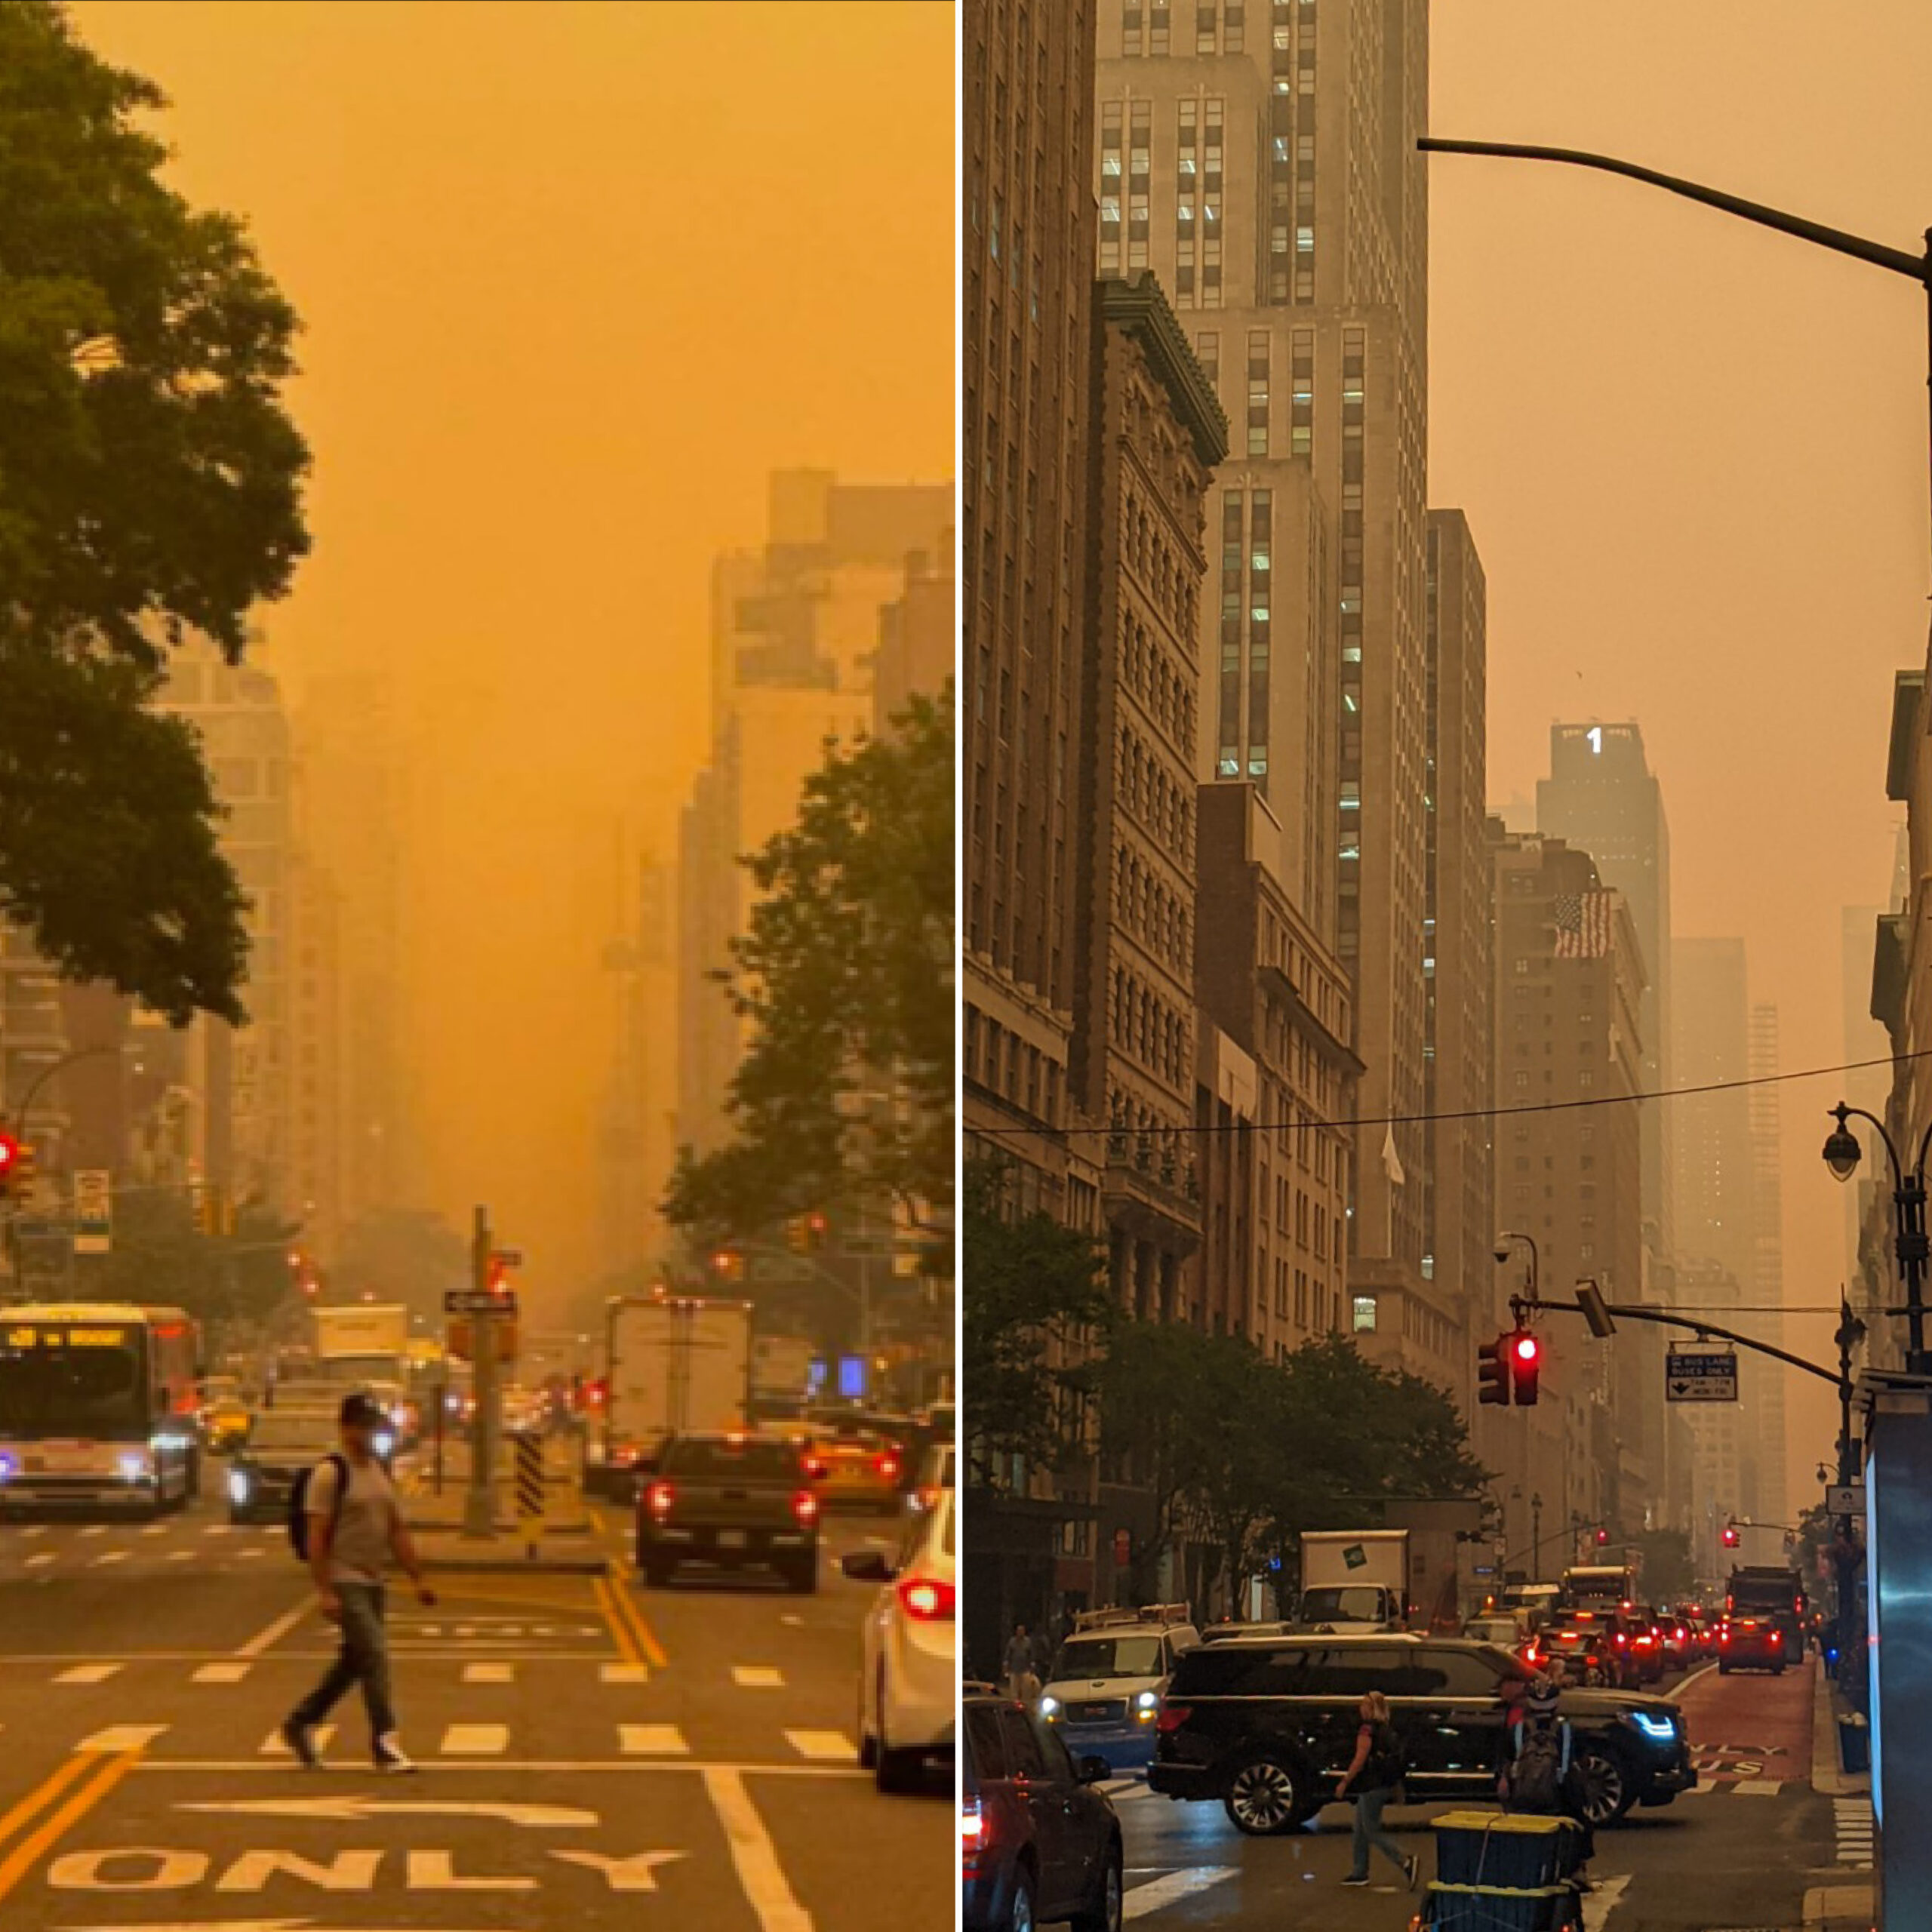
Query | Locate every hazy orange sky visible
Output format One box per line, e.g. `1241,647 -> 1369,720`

1431,3 -> 1932,1502
72,0 -> 956,1294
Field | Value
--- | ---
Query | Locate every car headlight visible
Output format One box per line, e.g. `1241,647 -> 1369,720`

118,1452 -> 149,1483
0,1454 -> 14,1483
1625,1711 -> 1678,1744
374,1431 -> 395,1458
1136,1690 -> 1160,1721
1038,1695 -> 1060,1718
227,1469 -> 251,1504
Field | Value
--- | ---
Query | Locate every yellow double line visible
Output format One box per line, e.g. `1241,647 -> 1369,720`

0,1744 -> 143,1904
597,1562 -> 668,1669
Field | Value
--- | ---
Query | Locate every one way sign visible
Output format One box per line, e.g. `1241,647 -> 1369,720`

1666,1349 -> 1739,1403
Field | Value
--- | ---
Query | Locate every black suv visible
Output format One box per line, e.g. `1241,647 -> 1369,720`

1148,1635 -> 1695,1834
963,1692 -> 1123,1932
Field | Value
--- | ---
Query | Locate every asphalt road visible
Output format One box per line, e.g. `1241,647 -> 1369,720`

0,1478 -> 952,1931
1105,1659 -> 1851,1929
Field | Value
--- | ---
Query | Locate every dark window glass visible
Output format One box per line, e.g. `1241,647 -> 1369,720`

965,1705 -> 1008,1781
1001,1706 -> 1048,1778
1032,1712 -> 1078,1781
1420,1649 -> 1504,1697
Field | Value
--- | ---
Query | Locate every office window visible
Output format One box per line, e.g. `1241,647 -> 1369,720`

1352,1294 -> 1377,1334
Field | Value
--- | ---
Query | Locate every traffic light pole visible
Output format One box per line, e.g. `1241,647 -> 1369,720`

463,1204 -> 497,1541
1518,1296 -> 1850,1396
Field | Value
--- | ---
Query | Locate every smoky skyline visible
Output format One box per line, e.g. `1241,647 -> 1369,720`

71,0 -> 957,1302
1431,2 -> 1932,1503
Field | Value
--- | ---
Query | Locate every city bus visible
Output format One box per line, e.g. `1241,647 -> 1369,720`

0,1304 -> 203,1516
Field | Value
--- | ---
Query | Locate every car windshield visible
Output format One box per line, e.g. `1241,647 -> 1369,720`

1054,1635 -> 1163,1680
1299,1586 -> 1389,1622
665,1438 -> 800,1479
247,1415 -> 336,1453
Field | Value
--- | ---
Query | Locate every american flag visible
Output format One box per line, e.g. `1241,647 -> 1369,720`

1553,890 -> 1611,959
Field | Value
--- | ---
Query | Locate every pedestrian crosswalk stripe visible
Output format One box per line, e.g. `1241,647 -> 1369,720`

21,1526 -> 45,1538
1731,1778 -> 1783,1795
79,1526 -> 105,1539
92,1551 -> 128,1567
238,1547 -> 266,1560
262,1724 -> 337,1755
463,1663 -> 514,1684
620,1724 -> 691,1755
202,1525 -> 232,1536
192,1663 -> 252,1684
732,1666 -> 784,1688
782,1730 -> 855,1761
601,1664 -> 649,1684
140,1524 -> 167,1537
168,1549 -> 195,1561
24,1553 -> 54,1569
79,1724 -> 168,1751
55,1664 -> 122,1684
441,1724 -> 508,1755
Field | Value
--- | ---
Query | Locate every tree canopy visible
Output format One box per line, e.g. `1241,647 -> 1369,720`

0,1 -> 310,1023
663,691 -> 953,1242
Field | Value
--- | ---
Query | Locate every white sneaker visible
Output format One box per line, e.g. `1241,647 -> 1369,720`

372,1734 -> 417,1774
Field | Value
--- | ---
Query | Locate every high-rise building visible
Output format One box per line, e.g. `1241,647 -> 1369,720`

1537,723 -> 1672,1262
1748,1003 -> 1787,1529
874,539 -> 955,734
1670,939 -> 1754,1291
1194,781 -> 1355,1361
1092,0 -> 1440,1378
1842,903 -> 1890,1287
962,0 -> 1100,1223
1424,510 -> 1493,1395
1489,824 -> 1648,1546
678,472 -> 951,1164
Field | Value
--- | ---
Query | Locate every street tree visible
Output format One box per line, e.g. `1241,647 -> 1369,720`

0,0 -> 310,1022
663,691 -> 953,1242
961,1159 -> 1112,1493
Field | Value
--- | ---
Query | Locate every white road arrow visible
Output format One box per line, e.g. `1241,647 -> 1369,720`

175,1798 -> 597,1828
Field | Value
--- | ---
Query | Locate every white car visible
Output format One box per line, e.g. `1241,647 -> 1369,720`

844,1487 -> 956,1792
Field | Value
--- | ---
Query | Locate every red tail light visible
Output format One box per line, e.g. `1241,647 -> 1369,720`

792,1487 -> 820,1527
1719,1629 -> 1731,1644
898,1576 -> 955,1621
1770,1629 -> 1783,1644
1155,1701 -> 1193,1733
961,1798 -> 985,1870
1674,1628 -> 1685,1641
645,1480 -> 675,1522
875,1454 -> 900,1481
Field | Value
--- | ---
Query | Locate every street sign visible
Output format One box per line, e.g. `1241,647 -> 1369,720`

1827,1484 -> 1866,1517
1666,1349 -> 1739,1402
72,1169 -> 111,1255
446,1289 -> 519,1316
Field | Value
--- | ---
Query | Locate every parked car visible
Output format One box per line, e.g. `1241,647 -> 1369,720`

1148,1634 -> 1696,1832
962,1691 -> 1123,1932
844,1488 -> 956,1792
635,1430 -> 820,1592
1038,1604 -> 1201,1774
1718,1614 -> 1787,1674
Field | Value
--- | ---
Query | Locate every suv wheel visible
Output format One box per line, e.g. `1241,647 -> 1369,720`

1069,1841 -> 1122,1932
1004,1865 -> 1036,1932
1572,1743 -> 1634,1826
1223,1751 -> 1307,1835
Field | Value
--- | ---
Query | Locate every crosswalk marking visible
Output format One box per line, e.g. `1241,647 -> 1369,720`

55,1664 -> 122,1684
140,1524 -> 168,1537
732,1666 -> 784,1688
168,1549 -> 195,1561
192,1663 -> 252,1684
601,1663 -> 649,1684
620,1724 -> 691,1755
92,1550 -> 129,1567
1730,1777 -> 1783,1795
24,1553 -> 54,1568
463,1663 -> 514,1684
79,1526 -> 105,1539
21,1526 -> 46,1538
1124,1868 -> 1238,1920
782,1730 -> 855,1761
79,1724 -> 168,1751
1835,1796 -> 1874,1870
441,1724 -> 508,1755
238,1546 -> 266,1560
262,1723 -> 337,1756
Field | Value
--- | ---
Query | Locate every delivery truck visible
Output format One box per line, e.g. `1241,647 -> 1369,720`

1293,1527 -> 1463,1632
586,1296 -> 753,1497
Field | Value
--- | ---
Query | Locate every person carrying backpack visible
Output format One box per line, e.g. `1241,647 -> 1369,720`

1337,1691 -> 1420,1890
278,1392 -> 435,1774
1506,1673 -> 1596,1879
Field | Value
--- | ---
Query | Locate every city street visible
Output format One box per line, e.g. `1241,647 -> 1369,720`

1106,1664 -> 1851,1928
0,1485 -> 949,1931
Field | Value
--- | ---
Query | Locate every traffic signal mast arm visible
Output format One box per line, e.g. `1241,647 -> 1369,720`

1527,1294 -> 1852,1398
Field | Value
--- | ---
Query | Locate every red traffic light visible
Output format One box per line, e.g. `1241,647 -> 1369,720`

0,1132 -> 20,1174
1595,1527 -> 1611,1546
1513,1334 -> 1540,1364
1722,1524 -> 1740,1548
1507,1327 -> 1541,1405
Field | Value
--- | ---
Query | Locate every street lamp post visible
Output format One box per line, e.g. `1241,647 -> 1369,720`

1823,1101 -> 1932,1374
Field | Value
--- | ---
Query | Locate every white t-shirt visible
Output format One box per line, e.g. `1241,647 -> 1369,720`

306,1455 -> 400,1585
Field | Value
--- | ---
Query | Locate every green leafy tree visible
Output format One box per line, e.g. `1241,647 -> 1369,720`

961,1160 -> 1112,1492
85,1187 -> 297,1337
0,0 -> 310,1021
663,691 -> 953,1241
1635,1526 -> 1696,1604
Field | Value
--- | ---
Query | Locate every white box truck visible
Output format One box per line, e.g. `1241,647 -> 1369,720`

589,1297 -> 753,1495
312,1304 -> 411,1390
1296,1525 -> 1465,1633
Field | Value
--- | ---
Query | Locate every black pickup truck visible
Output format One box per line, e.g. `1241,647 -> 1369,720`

1149,1633 -> 1696,1832
635,1432 -> 820,1592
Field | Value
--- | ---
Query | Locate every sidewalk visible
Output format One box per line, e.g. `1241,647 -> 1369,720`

1807,1653 -> 1874,1930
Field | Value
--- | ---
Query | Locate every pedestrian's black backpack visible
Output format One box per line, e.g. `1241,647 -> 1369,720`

1511,1714 -> 1567,1812
288,1453 -> 348,1561
1364,1721 -> 1409,1792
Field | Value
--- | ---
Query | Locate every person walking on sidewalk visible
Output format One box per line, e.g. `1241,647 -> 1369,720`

279,1392 -> 435,1773
1337,1690 -> 1420,1890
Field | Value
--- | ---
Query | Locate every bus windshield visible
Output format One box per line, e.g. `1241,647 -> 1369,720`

0,1325 -> 149,1440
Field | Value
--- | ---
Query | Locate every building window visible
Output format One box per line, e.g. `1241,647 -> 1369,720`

1352,1294 -> 1377,1334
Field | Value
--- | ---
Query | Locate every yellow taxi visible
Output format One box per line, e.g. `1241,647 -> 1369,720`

805,1425 -> 905,1514
200,1380 -> 254,1454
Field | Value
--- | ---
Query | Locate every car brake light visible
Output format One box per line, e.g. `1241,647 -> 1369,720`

1155,1701 -> 1192,1733
792,1487 -> 819,1526
875,1454 -> 900,1481
1770,1630 -> 1783,1644
961,1798 -> 985,1866
645,1480 -> 675,1522
899,1576 -> 955,1621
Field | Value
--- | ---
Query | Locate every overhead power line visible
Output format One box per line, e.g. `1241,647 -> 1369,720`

967,1048 -> 1923,1142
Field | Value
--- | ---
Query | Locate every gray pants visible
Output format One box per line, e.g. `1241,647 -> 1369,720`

289,1583 -> 395,1741
1348,1786 -> 1405,1879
